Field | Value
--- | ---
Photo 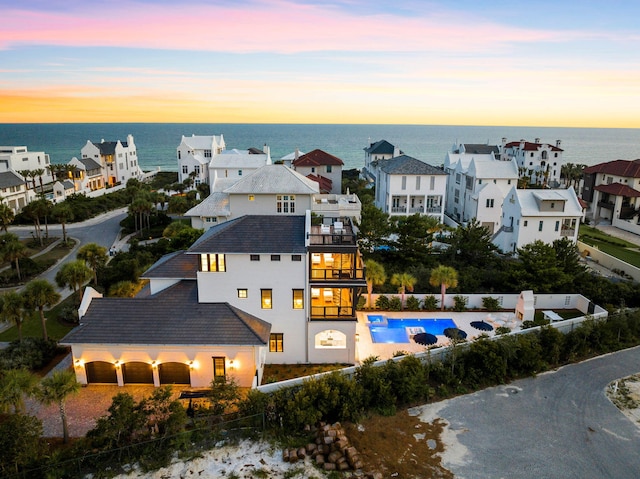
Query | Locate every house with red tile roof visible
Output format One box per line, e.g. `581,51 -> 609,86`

582,159 -> 640,235
293,149 -> 344,194
501,138 -> 564,187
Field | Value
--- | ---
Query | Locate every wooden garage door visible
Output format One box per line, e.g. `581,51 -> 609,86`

158,362 -> 191,385
85,361 -> 118,384
122,362 -> 154,384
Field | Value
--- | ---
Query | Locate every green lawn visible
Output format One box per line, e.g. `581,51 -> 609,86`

579,225 -> 640,268
0,295 -> 76,342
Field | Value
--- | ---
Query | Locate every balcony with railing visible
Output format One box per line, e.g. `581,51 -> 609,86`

560,228 -> 575,237
310,252 -> 365,282
312,193 -> 361,217
308,217 -> 356,246
310,287 -> 356,320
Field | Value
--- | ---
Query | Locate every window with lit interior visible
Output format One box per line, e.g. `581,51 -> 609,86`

200,254 -> 226,272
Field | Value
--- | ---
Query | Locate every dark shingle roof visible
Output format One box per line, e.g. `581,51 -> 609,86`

142,251 -> 198,279
93,139 -> 129,155
61,281 -> 271,346
459,144 -> 499,155
188,215 -> 306,254
293,149 -> 344,167
0,171 -> 25,189
378,155 -> 447,175
583,159 -> 640,178
364,140 -> 398,155
79,158 -> 102,171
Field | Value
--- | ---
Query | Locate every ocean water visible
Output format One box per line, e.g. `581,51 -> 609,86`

0,123 -> 639,173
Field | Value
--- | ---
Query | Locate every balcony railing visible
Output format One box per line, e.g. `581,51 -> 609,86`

310,268 -> 365,281
309,219 -> 356,246
560,228 -> 575,237
597,200 -> 614,210
310,305 -> 355,320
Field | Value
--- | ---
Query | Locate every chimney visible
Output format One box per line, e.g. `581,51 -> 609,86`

535,138 -> 540,144
295,147 -> 299,160
556,140 -> 562,148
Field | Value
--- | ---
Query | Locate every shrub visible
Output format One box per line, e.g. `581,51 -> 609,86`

495,326 -> 511,335
0,338 -> 63,371
356,296 -> 366,310
421,295 -> 439,311
389,296 -> 402,311
452,295 -> 468,312
375,295 -> 390,310
405,295 -> 421,311
481,296 -> 501,311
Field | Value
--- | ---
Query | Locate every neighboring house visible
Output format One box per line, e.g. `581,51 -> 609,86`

0,171 -> 32,213
373,155 -> 448,223
362,139 -> 402,183
81,134 -> 142,187
52,180 -> 75,202
63,212 -> 366,388
280,148 -> 305,168
582,159 -> 640,236
444,144 -> 518,233
68,157 -> 104,193
176,134 -> 226,186
208,147 -> 271,187
292,149 -> 344,195
501,138 -> 564,187
0,145 -> 54,194
493,187 -> 583,253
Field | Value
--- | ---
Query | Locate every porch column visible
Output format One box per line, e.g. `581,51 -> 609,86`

116,363 -> 124,386
152,364 -> 160,387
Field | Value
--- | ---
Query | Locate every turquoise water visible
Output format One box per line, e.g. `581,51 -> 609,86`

1,123 -> 638,172
367,316 -> 457,343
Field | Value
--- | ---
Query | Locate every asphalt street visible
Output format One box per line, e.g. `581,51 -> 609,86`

418,346 -> 640,479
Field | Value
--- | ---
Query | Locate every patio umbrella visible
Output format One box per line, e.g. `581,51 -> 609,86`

413,332 -> 438,346
470,320 -> 494,332
444,327 -> 467,340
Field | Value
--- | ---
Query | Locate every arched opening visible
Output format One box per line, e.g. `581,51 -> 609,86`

159,362 -> 191,385
122,362 -> 154,384
85,361 -> 117,384
315,329 -> 347,349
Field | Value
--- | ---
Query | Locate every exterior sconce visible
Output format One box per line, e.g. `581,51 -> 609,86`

188,360 -> 194,369
114,360 -> 121,368
74,358 -> 84,368
151,361 -> 158,368
355,333 -> 360,342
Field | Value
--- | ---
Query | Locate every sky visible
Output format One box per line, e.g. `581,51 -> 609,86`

1,0 -> 639,127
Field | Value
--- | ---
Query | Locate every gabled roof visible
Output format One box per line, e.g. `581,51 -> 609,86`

184,192 -> 230,218
364,140 -> 398,155
583,159 -> 640,178
223,164 -> 319,195
142,250 -> 199,279
180,134 -> 224,151
504,141 -> 563,152
293,149 -> 344,167
457,144 -> 499,155
78,158 -> 102,171
594,183 -> 640,197
469,158 -> 519,179
188,215 -> 306,254
378,155 -> 446,175
92,140 -> 128,155
0,171 -> 25,188
209,149 -> 270,169
61,281 -> 270,346
515,188 -> 582,217
307,174 -> 332,193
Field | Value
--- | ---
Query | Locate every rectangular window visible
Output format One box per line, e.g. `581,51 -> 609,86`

238,289 -> 248,299
401,176 -> 407,190
269,333 -> 284,352
205,217 -> 217,223
212,357 -> 225,378
261,289 -> 272,309
523,220 -> 528,227
416,176 -> 421,190
555,221 -> 560,232
250,254 -> 260,261
271,255 -> 281,261
326,165 -> 332,173
430,176 -> 435,190
276,195 -> 295,213
200,254 -> 226,272
204,149 -> 212,158
455,173 -> 461,184
238,170 -> 242,176
292,289 -> 304,309
486,199 -> 494,208
292,255 -> 302,261
182,165 -> 188,174
538,221 -> 544,231
248,194 -> 255,201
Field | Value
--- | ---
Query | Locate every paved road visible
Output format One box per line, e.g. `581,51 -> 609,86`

417,346 -> 640,479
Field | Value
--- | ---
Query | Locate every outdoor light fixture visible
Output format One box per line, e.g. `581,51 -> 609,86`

114,360 -> 120,368
151,361 -> 157,368
188,360 -> 194,369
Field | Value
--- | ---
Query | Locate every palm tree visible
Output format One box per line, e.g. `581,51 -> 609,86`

37,370 -> 81,443
0,291 -> 29,342
77,243 -> 108,285
55,260 -> 92,306
429,265 -> 458,311
0,369 -> 39,414
33,168 -> 46,194
0,203 -> 15,232
391,272 -> 417,309
365,259 -> 386,308
1,232 -> 27,281
23,279 -> 61,342
51,202 -> 74,243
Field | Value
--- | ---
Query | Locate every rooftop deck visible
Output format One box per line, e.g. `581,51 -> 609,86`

309,218 -> 356,246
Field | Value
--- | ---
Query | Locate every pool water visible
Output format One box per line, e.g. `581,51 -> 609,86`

367,316 -> 457,343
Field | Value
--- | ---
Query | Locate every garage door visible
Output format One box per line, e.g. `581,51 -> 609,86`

122,362 -> 154,384
85,361 -> 118,384
159,362 -> 191,385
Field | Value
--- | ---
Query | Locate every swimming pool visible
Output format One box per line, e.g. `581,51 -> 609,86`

367,316 -> 458,343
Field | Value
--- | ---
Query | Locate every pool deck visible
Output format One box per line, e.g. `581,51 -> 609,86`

355,310 -> 522,363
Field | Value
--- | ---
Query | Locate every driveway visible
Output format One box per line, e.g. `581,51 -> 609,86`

416,346 -> 640,478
